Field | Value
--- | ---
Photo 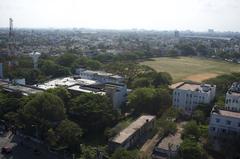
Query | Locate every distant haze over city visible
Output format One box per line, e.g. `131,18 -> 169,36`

0,0 -> 240,32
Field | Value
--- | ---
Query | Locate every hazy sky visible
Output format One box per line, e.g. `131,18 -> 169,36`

0,0 -> 240,31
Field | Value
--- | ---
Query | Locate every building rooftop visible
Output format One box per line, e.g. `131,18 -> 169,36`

84,70 -> 113,77
36,77 -> 97,90
227,91 -> 240,96
77,68 -> 124,80
111,115 -> 155,144
3,84 -> 43,95
156,132 -> 182,152
175,82 -> 215,93
68,85 -> 106,95
212,108 -> 240,119
169,82 -> 184,89
227,82 -> 240,95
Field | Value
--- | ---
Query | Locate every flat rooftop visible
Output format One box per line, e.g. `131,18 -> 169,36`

1,83 -> 43,95
227,91 -> 240,96
156,132 -> 182,151
175,82 -> 215,93
36,77 -> 97,90
227,82 -> 240,95
84,70 -> 113,76
169,82 -> 184,89
111,115 -> 155,144
77,69 -> 124,79
68,85 -> 106,95
213,109 -> 240,119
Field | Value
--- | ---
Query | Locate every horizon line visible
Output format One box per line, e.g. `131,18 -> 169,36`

0,27 -> 239,33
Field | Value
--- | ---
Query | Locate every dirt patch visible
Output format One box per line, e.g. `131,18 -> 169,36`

184,73 -> 219,82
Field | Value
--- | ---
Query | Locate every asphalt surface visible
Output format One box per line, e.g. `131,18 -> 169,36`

0,131 -> 61,159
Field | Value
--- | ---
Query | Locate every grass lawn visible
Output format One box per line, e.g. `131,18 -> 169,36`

140,56 -> 240,82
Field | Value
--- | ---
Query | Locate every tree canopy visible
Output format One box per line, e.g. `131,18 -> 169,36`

111,148 -> 140,159
56,119 -> 83,151
69,93 -> 119,131
128,87 -> 171,115
182,120 -> 200,141
23,92 -> 66,123
179,139 -> 206,159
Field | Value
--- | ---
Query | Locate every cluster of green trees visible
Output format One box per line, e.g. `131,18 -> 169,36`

179,120 -> 208,159
127,87 -> 171,115
93,51 -> 151,63
0,53 -> 103,84
0,87 -> 119,157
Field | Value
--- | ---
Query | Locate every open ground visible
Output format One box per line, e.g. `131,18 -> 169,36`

140,56 -> 240,82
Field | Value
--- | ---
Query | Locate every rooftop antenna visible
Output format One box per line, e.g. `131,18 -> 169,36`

8,18 -> 16,56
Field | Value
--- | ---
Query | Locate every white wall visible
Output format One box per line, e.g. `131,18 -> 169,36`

225,93 -> 240,111
209,113 -> 240,137
173,88 -> 214,114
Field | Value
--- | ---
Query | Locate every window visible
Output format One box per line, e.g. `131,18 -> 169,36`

215,118 -> 220,123
238,123 -> 240,127
212,127 -> 216,131
226,120 -> 231,125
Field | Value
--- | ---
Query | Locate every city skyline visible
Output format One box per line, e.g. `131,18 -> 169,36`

0,0 -> 240,32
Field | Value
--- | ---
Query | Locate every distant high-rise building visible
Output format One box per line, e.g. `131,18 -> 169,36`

174,30 -> 180,38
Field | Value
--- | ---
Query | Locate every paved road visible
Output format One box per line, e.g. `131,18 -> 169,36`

0,132 -> 61,159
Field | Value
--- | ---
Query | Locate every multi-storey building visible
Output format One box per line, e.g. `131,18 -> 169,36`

209,107 -> 240,138
36,76 -> 127,109
172,82 -> 216,114
209,82 -> 240,140
225,82 -> 240,112
68,82 -> 127,108
109,115 -> 156,151
75,68 -> 124,84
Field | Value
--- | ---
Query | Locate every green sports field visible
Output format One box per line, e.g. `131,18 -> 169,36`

140,57 -> 240,82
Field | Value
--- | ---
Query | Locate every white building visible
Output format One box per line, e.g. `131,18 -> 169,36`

75,68 -> 124,84
209,107 -> 240,138
36,76 -> 127,109
36,77 -> 97,90
68,82 -> 127,109
209,82 -> 240,139
225,82 -> 240,112
105,83 -> 127,108
172,82 -> 216,114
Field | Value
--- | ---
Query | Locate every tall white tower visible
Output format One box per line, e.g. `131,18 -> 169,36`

29,52 -> 41,69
